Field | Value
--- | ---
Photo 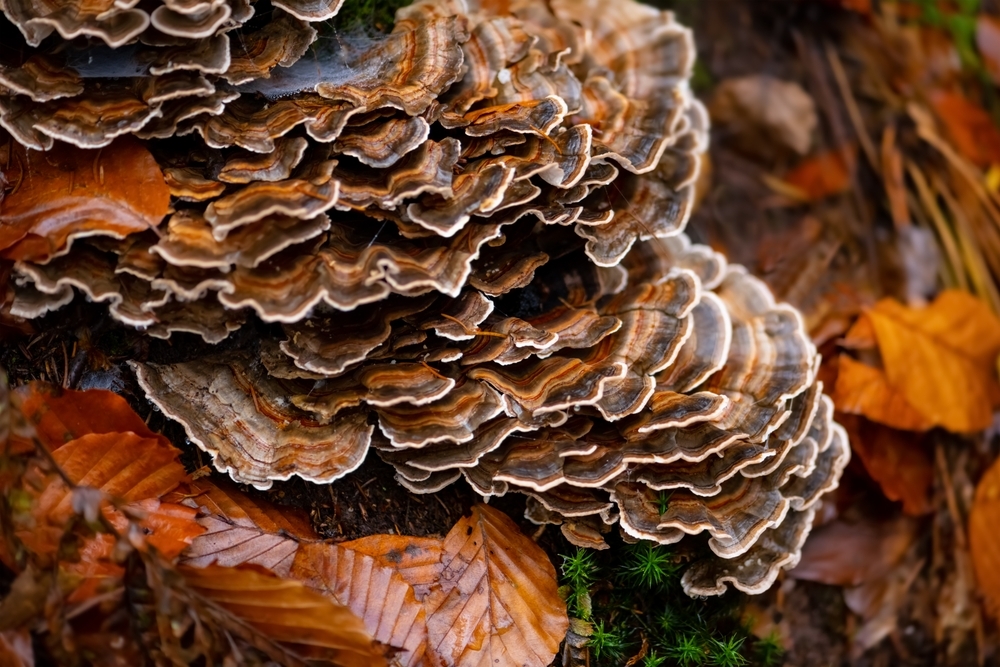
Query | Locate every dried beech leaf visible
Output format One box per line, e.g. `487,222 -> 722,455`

0,137 -> 170,261
970,455 -> 1000,619
18,431 -> 193,560
832,355 -> 933,432
866,290 -> 1000,432
838,414 -> 933,516
292,542 -> 431,667
422,504 -> 567,667
337,534 -> 444,600
170,478 -> 316,576
15,383 -> 161,451
179,564 -> 387,667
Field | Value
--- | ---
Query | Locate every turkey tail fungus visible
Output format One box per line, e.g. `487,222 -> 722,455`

0,0 -> 848,597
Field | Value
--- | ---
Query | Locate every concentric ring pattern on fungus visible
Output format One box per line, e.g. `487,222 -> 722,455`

0,0 -> 849,596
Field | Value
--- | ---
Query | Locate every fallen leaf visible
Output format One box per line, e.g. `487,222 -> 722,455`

709,75 -> 817,159
179,563 -> 386,667
969,455 -> 1000,619
40,432 -> 186,519
929,90 -> 1000,168
792,515 -> 917,586
422,504 -> 568,667
293,542 -> 430,667
0,137 -> 170,261
17,431 -> 197,565
171,478 -> 316,577
839,313 -> 877,350
15,383 -> 161,451
866,290 -> 1000,432
832,355 -> 934,432
339,534 -> 444,600
838,414 -> 934,515
782,146 -> 855,201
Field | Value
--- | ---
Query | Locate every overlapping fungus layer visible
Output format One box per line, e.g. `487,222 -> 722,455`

0,0 -> 849,596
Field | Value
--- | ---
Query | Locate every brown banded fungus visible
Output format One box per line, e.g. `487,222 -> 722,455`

0,0 -> 849,597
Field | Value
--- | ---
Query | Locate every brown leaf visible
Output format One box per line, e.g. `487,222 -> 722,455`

422,504 -> 568,667
791,514 -> 918,586
15,383 -> 163,452
969,455 -> 1000,618
17,431 -> 195,565
865,290 -> 1000,432
838,414 -> 934,515
173,478 -> 314,576
293,542 -> 430,667
0,137 -> 170,261
781,145 -> 855,201
832,355 -> 934,432
339,534 -> 444,600
179,563 -> 387,667
929,90 -> 1000,168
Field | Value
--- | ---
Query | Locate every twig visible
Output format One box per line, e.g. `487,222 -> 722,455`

824,40 -> 880,173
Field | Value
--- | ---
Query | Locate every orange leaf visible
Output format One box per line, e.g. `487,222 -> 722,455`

15,382 -> 162,451
840,313 -> 877,350
422,504 -> 568,667
16,431 -> 192,566
293,542 -> 430,667
970,456 -> 1000,618
179,563 -> 386,667
173,477 -> 316,538
0,136 -> 170,261
838,414 -> 934,515
782,146 -> 855,201
832,355 -> 934,431
173,478 -> 315,577
339,534 -> 444,600
865,290 -> 1000,432
929,91 -> 1000,168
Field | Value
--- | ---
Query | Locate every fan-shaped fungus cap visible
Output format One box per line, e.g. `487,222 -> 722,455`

0,0 -> 848,597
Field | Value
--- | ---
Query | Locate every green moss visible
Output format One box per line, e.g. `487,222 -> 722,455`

557,533 -> 767,667
330,0 -> 413,33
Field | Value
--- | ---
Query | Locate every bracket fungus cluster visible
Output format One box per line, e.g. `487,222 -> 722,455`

0,0 -> 849,596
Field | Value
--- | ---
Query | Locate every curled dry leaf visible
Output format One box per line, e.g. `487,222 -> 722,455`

423,504 -> 568,667
179,564 -> 387,667
864,290 -> 1000,432
0,136 -> 169,261
970,455 -> 1000,619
